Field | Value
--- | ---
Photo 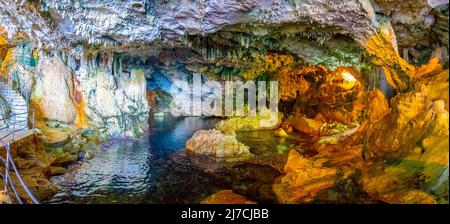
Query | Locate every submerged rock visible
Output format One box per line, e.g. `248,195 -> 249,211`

186,129 -> 251,159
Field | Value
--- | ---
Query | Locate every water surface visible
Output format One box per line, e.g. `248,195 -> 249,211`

47,116 -> 298,204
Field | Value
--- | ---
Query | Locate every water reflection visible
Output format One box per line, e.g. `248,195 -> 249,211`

47,115 -> 299,204
47,115 -> 220,203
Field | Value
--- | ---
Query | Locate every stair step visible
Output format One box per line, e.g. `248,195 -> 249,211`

1,81 -> 30,131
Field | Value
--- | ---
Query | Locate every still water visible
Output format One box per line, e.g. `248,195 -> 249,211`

47,116 -> 299,204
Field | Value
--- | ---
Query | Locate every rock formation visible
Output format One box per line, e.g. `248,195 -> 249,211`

0,0 -> 448,204
201,189 -> 256,204
186,129 -> 251,158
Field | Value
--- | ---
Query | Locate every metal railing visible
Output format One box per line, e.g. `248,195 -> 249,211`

1,142 -> 40,204
0,111 -> 32,141
1,84 -> 39,204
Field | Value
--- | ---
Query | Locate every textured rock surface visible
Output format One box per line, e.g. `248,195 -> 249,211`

273,149 -> 338,204
215,108 -> 282,135
0,0 -> 376,48
201,189 -> 256,204
0,0 -> 448,204
186,129 -> 251,158
33,56 -> 77,123
362,69 -> 449,203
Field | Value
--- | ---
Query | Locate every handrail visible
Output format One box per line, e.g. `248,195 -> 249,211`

1,141 -> 38,204
2,143 -> 39,204
0,112 -> 28,122
0,112 -> 32,141
1,80 -> 39,204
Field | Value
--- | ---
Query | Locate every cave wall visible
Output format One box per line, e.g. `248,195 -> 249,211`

0,0 -> 448,204
0,42 -> 149,137
0,0 -> 448,136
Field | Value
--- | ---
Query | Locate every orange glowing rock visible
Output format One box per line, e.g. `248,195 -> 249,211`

73,90 -> 88,128
365,24 -> 416,90
0,190 -> 9,204
415,69 -> 449,111
72,76 -> 89,128
337,70 -> 358,90
0,47 -> 15,78
200,190 -> 256,204
293,116 -> 322,136
276,66 -> 321,101
146,90 -> 157,112
274,128 -> 289,137
415,57 -> 444,79
365,88 -> 390,122
273,150 -> 338,204
365,25 -> 415,77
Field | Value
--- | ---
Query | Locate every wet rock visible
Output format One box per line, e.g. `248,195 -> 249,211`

201,190 -> 256,204
0,95 -> 10,128
79,151 -> 95,160
373,0 -> 444,51
47,166 -> 67,176
186,129 -> 251,158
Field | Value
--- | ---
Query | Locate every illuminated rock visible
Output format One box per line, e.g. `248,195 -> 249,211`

0,190 -> 8,204
415,69 -> 449,111
201,190 -> 256,204
186,129 -> 251,158
215,108 -> 282,135
365,88 -> 390,122
363,78 -> 449,203
82,68 -> 150,136
273,150 -> 338,204
33,56 -> 77,123
274,128 -> 289,137
293,116 -> 323,137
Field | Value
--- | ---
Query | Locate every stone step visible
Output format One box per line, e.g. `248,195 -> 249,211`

1,81 -> 30,131
11,113 -> 27,116
13,113 -> 28,116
